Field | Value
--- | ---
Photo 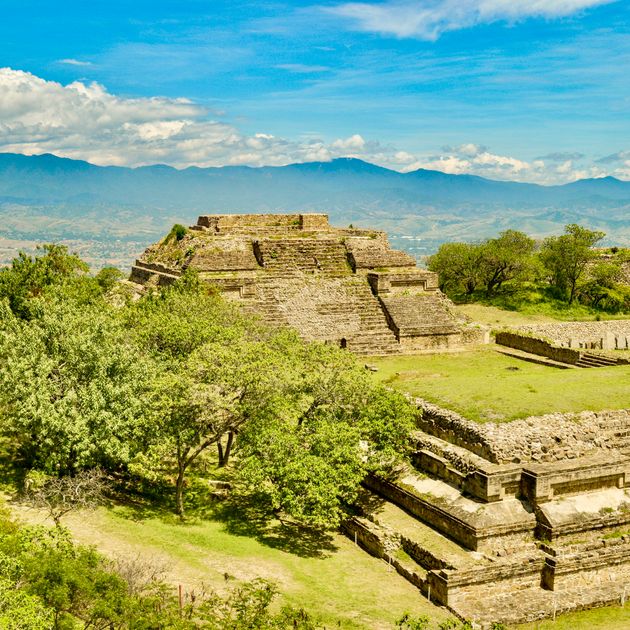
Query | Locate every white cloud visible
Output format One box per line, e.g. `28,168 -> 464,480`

331,134 -> 367,151
57,58 -> 93,67
400,144 -> 610,184
326,0 -> 615,40
0,68 -> 624,184
0,68 -> 362,168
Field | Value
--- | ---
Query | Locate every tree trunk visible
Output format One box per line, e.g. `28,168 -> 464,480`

217,431 -> 235,467
175,464 -> 186,518
222,431 -> 235,467
217,440 -> 224,467
568,280 -> 576,305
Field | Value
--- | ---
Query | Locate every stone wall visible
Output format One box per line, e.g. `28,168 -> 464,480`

495,331 -> 582,364
515,320 -> 630,351
414,396 -> 630,465
414,398 -> 498,462
196,213 -> 329,232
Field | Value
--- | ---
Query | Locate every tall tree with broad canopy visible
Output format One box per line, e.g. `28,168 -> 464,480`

0,298 -> 153,476
125,275 -> 296,516
427,242 -> 483,295
234,342 -> 416,529
540,224 -> 605,304
478,230 -> 536,295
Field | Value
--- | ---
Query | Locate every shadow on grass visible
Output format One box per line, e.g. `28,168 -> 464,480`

210,497 -> 338,559
109,481 -> 338,559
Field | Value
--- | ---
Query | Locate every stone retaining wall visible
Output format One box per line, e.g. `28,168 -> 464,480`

413,397 -> 630,465
414,399 -> 497,462
495,331 -> 582,364
517,320 -> 630,349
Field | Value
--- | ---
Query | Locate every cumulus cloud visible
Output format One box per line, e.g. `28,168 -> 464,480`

0,68 -> 377,168
326,0 -> 615,40
400,144 -> 610,184
0,68 -> 624,184
331,134 -> 367,151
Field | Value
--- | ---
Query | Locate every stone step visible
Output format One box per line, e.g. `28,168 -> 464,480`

580,352 -> 618,366
361,491 -> 482,572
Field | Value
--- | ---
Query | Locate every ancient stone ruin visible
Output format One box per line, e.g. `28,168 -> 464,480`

130,213 -> 485,354
347,400 -> 630,627
129,213 -> 630,626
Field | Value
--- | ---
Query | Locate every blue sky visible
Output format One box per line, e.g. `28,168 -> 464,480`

1,0 -> 628,183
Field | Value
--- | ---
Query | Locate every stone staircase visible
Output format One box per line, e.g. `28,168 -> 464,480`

241,276 -> 400,354
576,352 -> 620,368
379,294 -> 460,338
342,281 -> 401,354
253,238 -> 351,277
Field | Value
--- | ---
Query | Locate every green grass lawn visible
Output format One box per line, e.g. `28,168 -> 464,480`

455,302 -> 629,330
10,499 -> 451,630
371,346 -> 630,422
516,603 -> 630,629
454,303 -> 564,329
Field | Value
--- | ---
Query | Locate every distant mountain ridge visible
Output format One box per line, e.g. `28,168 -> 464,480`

0,152 -> 628,269
1,152 -> 629,208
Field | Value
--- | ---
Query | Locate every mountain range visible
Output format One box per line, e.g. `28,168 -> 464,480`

1,152 -> 628,269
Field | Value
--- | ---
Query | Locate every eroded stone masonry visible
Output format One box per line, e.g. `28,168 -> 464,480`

346,400 -> 630,627
130,213 -> 485,354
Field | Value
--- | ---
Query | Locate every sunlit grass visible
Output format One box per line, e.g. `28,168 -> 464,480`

371,346 -> 630,422
517,603 -> 630,629
9,495 -> 451,630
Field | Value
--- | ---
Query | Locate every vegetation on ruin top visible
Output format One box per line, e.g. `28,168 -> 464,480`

372,346 -> 630,423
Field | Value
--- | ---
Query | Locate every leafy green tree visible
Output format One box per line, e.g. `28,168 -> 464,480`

540,224 -> 605,304
0,244 -> 92,319
0,579 -> 53,630
478,230 -> 536,295
23,547 -> 130,629
124,272 -> 243,363
0,299 -> 152,475
125,278 -> 272,516
95,266 -> 125,292
580,260 -> 630,312
428,242 -> 483,295
139,328 -> 304,516
235,343 -> 415,529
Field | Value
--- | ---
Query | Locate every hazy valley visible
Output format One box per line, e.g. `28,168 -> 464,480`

1,152 -> 628,269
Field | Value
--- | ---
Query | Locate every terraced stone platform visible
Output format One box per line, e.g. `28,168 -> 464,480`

345,398 -> 630,627
129,213 -> 486,355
